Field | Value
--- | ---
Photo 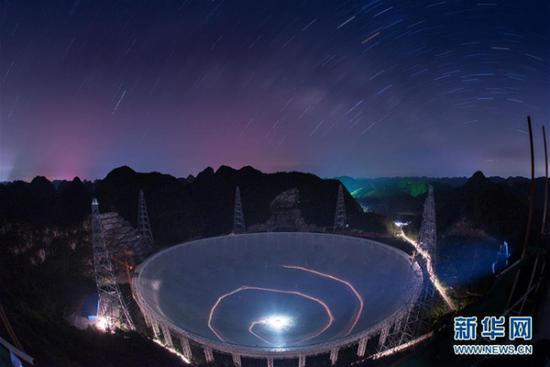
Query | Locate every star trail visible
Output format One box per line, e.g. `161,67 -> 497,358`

0,0 -> 549,180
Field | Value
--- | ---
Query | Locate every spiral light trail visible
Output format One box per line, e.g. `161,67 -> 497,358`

207,265 -> 364,346
208,286 -> 335,344
282,265 -> 364,335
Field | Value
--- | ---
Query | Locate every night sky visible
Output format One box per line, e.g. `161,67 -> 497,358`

1,1 -> 549,180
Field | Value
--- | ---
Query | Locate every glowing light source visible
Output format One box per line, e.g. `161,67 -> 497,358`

492,241 -> 510,274
248,315 -> 296,346
260,315 -> 293,332
208,285 -> 334,344
95,316 -> 109,332
397,229 -> 457,311
393,220 -> 410,228
153,338 -> 191,364
207,265 -> 365,346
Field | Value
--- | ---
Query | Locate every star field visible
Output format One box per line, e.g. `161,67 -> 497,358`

1,0 -> 549,180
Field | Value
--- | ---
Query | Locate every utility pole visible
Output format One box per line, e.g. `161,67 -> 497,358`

519,124 -> 549,312
506,116 -> 536,311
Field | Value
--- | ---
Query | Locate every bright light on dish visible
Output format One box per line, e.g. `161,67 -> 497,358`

260,315 -> 293,332
393,220 -> 410,228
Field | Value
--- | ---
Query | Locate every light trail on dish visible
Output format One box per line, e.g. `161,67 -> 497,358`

208,286 -> 335,343
248,320 -> 277,346
248,315 -> 293,346
398,229 -> 457,311
282,265 -> 364,335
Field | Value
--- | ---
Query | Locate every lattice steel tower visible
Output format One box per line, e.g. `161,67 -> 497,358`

233,186 -> 246,233
376,263 -> 435,355
333,184 -> 347,231
378,193 -> 439,354
91,198 -> 135,331
136,189 -> 154,260
418,185 -> 436,262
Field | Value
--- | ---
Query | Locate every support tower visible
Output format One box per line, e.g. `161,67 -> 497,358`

233,186 -> 246,233
136,189 -> 154,260
418,185 -> 436,262
91,198 -> 135,330
378,186 -> 440,354
333,184 -> 347,231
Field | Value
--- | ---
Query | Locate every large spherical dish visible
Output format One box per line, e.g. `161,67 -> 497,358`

133,232 -> 423,359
